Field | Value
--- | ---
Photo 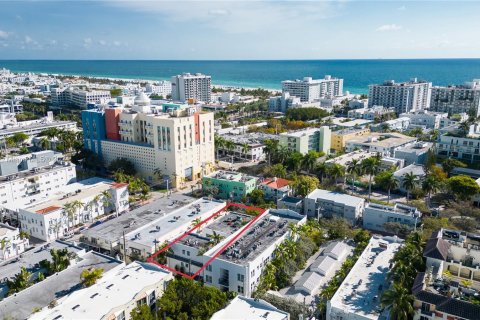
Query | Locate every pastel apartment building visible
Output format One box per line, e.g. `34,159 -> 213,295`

18,178 -> 128,241
330,127 -> 371,152
279,126 -> 331,155
363,203 -> 422,233
0,223 -> 29,261
345,132 -> 417,157
258,177 -> 291,201
82,93 -> 215,186
436,133 -> 480,164
202,171 -> 257,201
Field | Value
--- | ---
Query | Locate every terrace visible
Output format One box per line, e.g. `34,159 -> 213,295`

217,209 -> 303,265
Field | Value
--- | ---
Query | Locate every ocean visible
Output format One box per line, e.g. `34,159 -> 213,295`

1,59 -> 480,94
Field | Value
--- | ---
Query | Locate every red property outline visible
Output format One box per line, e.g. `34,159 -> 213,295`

146,202 -> 267,279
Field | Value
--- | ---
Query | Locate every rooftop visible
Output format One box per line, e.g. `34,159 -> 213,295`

306,189 -> 365,207
211,295 -> 289,320
0,120 -> 76,137
126,198 -> 226,249
280,127 -> 325,138
346,132 -> 416,148
215,209 -> 305,265
329,236 -> 403,320
260,177 -> 290,190
325,150 -> 378,167
330,117 -> 373,128
81,194 -> 198,244
0,251 -> 122,320
278,196 -> 303,204
393,164 -> 426,178
29,262 -> 172,320
394,142 -> 433,154
25,177 -> 116,214
206,171 -> 257,183
366,203 -> 421,217
0,223 -> 17,236
0,157 -> 73,183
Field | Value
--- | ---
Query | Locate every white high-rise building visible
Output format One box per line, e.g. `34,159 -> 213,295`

430,80 -> 480,116
368,78 -> 432,113
282,75 -> 344,102
171,73 -> 212,102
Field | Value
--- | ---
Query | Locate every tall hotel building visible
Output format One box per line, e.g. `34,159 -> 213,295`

282,75 -> 344,102
82,93 -> 215,186
368,78 -> 432,114
430,80 -> 480,116
171,73 -> 212,103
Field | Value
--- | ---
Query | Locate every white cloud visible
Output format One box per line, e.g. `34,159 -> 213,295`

208,9 -> 230,16
98,40 -> 107,45
397,5 -> 406,11
376,24 -> 403,32
84,38 -> 92,44
0,30 -> 9,40
24,35 -> 33,44
113,41 -> 121,46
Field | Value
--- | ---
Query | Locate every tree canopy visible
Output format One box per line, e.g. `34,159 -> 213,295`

285,107 -> 329,121
447,175 -> 480,200
108,158 -> 137,176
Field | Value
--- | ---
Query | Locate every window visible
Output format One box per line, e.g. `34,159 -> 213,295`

205,275 -> 212,283
206,265 -> 212,272
237,286 -> 244,294
237,274 -> 244,282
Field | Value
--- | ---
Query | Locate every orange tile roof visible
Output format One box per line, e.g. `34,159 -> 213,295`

36,205 -> 62,215
111,182 -> 129,189
260,178 -> 290,189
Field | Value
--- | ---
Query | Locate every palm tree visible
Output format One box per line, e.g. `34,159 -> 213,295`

402,172 -> 418,203
224,140 -> 235,162
362,156 -> 381,200
7,267 -> 32,295
263,139 -> 278,166
327,163 -> 345,186
240,142 -> 249,161
39,137 -> 50,150
214,135 -> 225,160
153,167 -> 163,181
346,159 -> 363,194
301,151 -> 317,173
71,200 -> 84,225
422,175 -> 440,207
62,202 -> 75,231
315,162 -> 327,183
209,231 -> 224,245
191,218 -> 202,231
80,267 -> 104,287
459,120 -> 470,137
1,237 -> 11,250
276,145 -> 291,164
49,248 -> 71,273
381,283 -> 414,320
382,171 -> 398,203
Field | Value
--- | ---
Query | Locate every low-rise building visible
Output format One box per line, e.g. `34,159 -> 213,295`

394,142 -> 433,166
18,178 -> 129,241
327,236 -> 403,320
393,164 -> 426,193
0,151 -> 77,215
0,223 -> 29,261
202,171 -> 257,201
325,150 -> 378,167
211,295 -> 290,320
345,132 -> 417,157
51,87 -> 111,108
0,249 -> 123,320
347,105 -> 395,121
258,177 -> 291,201
304,189 -> 365,223
363,203 -> 421,233
0,113 -> 76,139
279,127 -> 331,155
218,133 -> 269,162
30,261 -> 173,320
330,127 -> 371,152
166,208 -> 306,297
400,110 -> 449,129
371,116 -> 411,132
436,133 -> 480,164
412,228 -> 480,320
277,196 -> 303,214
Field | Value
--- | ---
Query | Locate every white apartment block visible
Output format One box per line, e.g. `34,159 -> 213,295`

0,151 -> 76,215
348,105 -> 395,121
0,223 -> 29,261
279,126 -> 331,155
171,73 -> 212,102
0,112 -> 76,139
430,80 -> 480,116
211,296 -> 290,320
363,203 -> 421,233
345,132 -> 417,157
399,110 -> 448,129
18,178 -> 129,241
327,236 -> 403,320
304,189 -> 365,224
282,76 -> 343,102
368,79 -> 432,114
145,80 -> 172,97
30,261 -> 173,320
268,92 -> 302,113
51,87 -> 111,108
436,133 -> 480,164
166,208 -> 306,297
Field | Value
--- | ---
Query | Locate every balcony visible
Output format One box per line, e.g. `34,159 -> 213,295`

218,276 -> 229,287
420,309 -> 434,317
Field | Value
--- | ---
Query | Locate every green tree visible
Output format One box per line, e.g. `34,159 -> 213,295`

374,171 -> 398,203
346,159 -> 363,193
130,304 -> 155,320
248,189 -> 265,205
362,156 -> 381,200
422,174 -> 440,206
80,268 -> 104,287
7,267 -> 32,295
110,88 -> 123,97
448,175 -> 480,200
301,151 -> 318,173
402,172 -> 418,203
214,135 -> 225,160
442,158 -> 467,177
264,163 -> 287,178
108,158 -> 137,176
291,175 -> 319,197
327,163 -> 345,186
381,283 -> 414,320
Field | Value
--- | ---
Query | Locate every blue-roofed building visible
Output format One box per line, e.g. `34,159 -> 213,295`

81,108 -> 106,159
277,196 -> 303,214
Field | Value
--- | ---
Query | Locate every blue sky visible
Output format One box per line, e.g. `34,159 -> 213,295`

0,0 -> 479,59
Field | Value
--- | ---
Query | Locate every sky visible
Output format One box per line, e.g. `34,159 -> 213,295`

0,0 -> 479,60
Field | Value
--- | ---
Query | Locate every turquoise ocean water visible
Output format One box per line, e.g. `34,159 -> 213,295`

1,59 -> 480,94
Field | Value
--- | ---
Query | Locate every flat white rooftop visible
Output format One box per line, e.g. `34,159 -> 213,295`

211,296 -> 289,320
307,189 -> 364,207
280,127 -> 321,138
325,150 -> 377,167
30,261 -> 172,320
328,236 -> 402,320
25,177 -> 115,213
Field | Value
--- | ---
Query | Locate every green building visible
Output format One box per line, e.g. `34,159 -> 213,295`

279,126 -> 331,155
202,171 -> 257,201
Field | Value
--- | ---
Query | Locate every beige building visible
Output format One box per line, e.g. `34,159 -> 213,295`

330,127 -> 371,152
